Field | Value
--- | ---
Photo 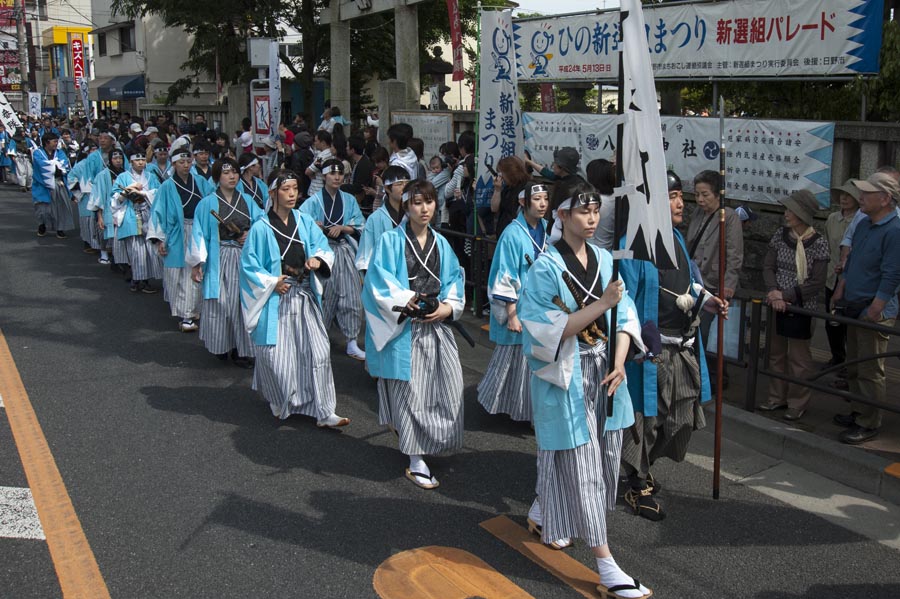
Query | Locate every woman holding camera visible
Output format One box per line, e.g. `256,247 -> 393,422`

188,157 -> 263,367
111,152 -> 162,293
362,180 -> 465,490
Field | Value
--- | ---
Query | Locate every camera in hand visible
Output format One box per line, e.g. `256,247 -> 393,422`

392,294 -> 440,321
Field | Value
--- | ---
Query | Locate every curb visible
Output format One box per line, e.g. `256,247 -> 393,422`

456,312 -> 900,505
710,403 -> 900,504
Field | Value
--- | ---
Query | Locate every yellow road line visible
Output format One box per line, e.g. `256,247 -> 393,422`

481,515 -> 599,599
886,463 -> 900,480
0,330 -> 110,599
373,545 -> 533,598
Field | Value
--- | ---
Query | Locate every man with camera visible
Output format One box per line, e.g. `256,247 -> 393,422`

831,172 -> 900,444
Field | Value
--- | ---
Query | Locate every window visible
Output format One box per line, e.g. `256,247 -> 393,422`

37,0 -> 48,20
97,33 -> 107,57
119,25 -> 135,52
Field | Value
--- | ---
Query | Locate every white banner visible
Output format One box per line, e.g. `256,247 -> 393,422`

27,92 -> 40,117
514,0 -> 882,81
268,41 -> 281,139
523,113 -> 834,207
476,10 -> 523,209
0,89 -> 22,132
619,0 -> 677,268
78,78 -> 91,122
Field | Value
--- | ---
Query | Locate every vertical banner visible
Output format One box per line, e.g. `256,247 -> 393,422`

27,92 -> 41,117
268,41 -> 282,135
619,0 -> 677,268
539,83 -> 556,112
476,10 -> 523,209
78,78 -> 90,123
71,38 -> 84,88
446,0 -> 465,82
0,90 -> 23,131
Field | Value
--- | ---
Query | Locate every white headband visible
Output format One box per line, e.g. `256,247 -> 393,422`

239,158 -> 259,174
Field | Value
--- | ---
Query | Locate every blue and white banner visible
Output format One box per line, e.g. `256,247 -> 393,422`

514,0 -> 882,81
523,113 -> 834,207
476,9 -> 523,209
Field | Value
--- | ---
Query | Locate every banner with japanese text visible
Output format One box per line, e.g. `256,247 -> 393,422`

27,92 -> 40,117
476,10 -> 523,209
0,89 -> 23,132
447,0 -> 465,81
522,112 -> 834,207
514,0 -> 882,81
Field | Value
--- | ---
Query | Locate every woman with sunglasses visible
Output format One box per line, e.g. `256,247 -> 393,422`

240,169 -> 350,427
478,182 -> 550,424
518,182 -> 651,599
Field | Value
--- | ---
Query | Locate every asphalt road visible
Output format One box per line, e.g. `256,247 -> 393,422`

1,187 -> 899,599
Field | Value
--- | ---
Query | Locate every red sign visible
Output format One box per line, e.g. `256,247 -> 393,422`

539,84 -> 557,113
71,38 -> 84,88
446,0 -> 464,82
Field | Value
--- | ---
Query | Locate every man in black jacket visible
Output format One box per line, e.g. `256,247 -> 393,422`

342,135 -> 375,213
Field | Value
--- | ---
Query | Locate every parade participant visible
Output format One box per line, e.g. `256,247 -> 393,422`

60,129 -> 79,166
518,182 -> 650,598
239,169 -> 350,427
237,152 -> 268,210
188,157 -> 262,367
0,122 -> 11,183
150,141 -> 214,332
355,165 -> 408,272
81,130 -> 116,181
68,142 -> 102,253
300,158 -> 367,360
146,145 -> 171,185
618,171 -> 726,521
87,149 -> 126,265
304,130 -> 333,198
32,132 -> 74,238
190,141 -> 214,181
111,152 -> 162,293
362,179 -> 465,490
477,182 -> 549,423
9,127 -> 34,192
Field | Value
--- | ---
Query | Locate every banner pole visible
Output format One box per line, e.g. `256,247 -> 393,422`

713,95 -> 726,500
608,7 -> 626,419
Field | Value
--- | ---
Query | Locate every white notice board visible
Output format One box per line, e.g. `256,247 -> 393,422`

390,111 -> 454,161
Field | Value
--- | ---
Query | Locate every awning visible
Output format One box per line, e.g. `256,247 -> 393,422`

93,74 -> 145,101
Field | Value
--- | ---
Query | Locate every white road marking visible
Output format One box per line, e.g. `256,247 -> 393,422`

0,486 -> 45,540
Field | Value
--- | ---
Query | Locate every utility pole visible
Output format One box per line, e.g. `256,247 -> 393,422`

16,0 -> 29,95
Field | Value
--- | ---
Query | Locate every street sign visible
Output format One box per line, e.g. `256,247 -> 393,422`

71,39 -> 84,88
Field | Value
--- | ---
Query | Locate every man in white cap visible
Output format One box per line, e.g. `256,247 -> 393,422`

832,171 -> 900,444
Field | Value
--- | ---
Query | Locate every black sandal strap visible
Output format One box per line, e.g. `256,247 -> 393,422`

607,578 -> 641,593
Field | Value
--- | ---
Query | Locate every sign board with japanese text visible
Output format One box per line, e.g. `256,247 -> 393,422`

390,111 -> 454,161
27,92 -> 40,117
0,47 -> 20,93
523,112 -> 834,207
476,10 -> 523,209
514,0 -> 882,81
71,39 -> 85,88
251,89 -> 271,147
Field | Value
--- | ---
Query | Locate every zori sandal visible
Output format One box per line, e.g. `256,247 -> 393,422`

405,469 -> 440,490
526,518 -> 573,550
624,487 -> 666,522
596,578 -> 653,598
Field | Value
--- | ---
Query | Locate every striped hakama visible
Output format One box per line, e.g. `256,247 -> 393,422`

199,243 -> 255,357
321,238 -> 363,340
123,236 -> 164,281
477,343 -> 532,422
162,219 -> 201,319
377,321 -> 464,456
253,279 -> 336,419
621,344 -> 706,477
50,181 -> 76,232
79,214 -> 103,249
535,341 -> 622,548
15,154 -> 32,188
34,202 -> 54,230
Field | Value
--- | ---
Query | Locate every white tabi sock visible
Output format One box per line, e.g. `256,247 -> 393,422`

408,455 -> 431,478
596,556 -> 650,598
528,498 -> 542,526
100,250 -> 109,260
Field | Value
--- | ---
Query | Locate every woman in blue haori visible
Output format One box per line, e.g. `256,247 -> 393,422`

0,122 -> 12,183
146,145 -> 171,186
237,153 -> 268,211
32,132 -> 74,238
362,180 -> 465,491
150,142 -> 215,332
478,181 -> 549,423
67,141 -> 102,254
8,128 -> 34,192
355,165 -> 409,272
239,169 -> 349,428
87,149 -> 126,265
300,158 -> 367,360
188,157 -> 263,367
111,152 -> 162,293
518,182 -> 652,599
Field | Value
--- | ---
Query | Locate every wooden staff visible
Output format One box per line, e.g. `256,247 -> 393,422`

713,96 -> 726,500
